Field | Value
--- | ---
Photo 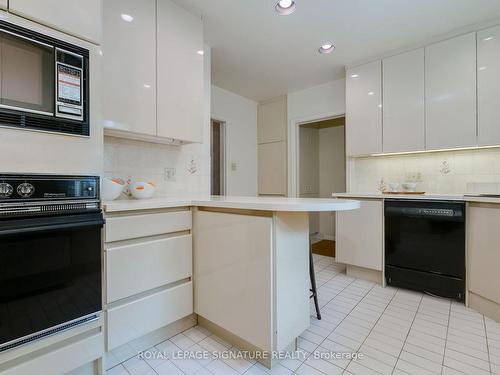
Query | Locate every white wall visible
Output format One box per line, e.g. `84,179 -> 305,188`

211,85 -> 258,196
350,147 -> 500,194
319,126 -> 346,240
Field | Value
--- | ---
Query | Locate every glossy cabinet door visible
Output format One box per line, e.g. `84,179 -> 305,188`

478,26 -> 500,146
258,96 -> 287,144
336,199 -> 383,271
157,0 -> 203,143
9,0 -> 102,44
346,61 -> 383,156
468,204 -> 500,305
383,49 -> 425,152
258,141 -> 287,196
425,33 -> 477,150
102,0 -> 156,136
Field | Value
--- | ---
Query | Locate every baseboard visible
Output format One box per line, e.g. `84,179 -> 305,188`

468,291 -> 500,323
104,314 -> 197,370
346,265 -> 383,285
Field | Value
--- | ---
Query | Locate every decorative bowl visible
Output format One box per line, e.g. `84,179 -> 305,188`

402,182 -> 417,192
130,181 -> 156,199
102,178 -> 125,201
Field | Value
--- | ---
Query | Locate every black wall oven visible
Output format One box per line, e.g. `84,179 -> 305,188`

0,175 -> 103,352
385,199 -> 465,301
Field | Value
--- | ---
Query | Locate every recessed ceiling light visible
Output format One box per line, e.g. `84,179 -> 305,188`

484,36 -> 494,41
368,91 -> 374,96
143,84 -> 151,88
350,74 -> 359,78
275,0 -> 296,16
121,14 -> 134,22
197,50 -> 204,56
479,66 -> 487,71
318,43 -> 335,54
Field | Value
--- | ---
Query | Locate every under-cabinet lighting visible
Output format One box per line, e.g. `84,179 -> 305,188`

369,144 -> 500,157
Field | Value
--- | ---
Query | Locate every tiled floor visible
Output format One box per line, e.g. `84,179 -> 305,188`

107,255 -> 500,375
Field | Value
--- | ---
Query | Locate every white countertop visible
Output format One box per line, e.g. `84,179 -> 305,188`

104,195 -> 361,213
333,192 -> 500,204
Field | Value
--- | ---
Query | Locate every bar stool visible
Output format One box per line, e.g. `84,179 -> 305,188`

309,240 -> 321,320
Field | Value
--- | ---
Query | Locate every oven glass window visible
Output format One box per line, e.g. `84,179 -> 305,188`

0,31 -> 54,114
0,224 -> 102,346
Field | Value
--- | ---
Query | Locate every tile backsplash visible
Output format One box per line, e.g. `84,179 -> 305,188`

104,136 -> 210,198
348,147 -> 500,194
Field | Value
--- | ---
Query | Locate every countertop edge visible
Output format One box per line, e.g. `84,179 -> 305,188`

332,193 -> 500,204
103,197 -> 361,213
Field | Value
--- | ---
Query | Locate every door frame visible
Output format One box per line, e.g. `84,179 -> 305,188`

210,118 -> 227,195
288,112 -> 346,198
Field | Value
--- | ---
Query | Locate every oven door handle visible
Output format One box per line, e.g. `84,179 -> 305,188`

0,214 -> 105,236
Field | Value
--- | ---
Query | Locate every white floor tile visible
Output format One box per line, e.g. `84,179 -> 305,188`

110,258 -> 500,375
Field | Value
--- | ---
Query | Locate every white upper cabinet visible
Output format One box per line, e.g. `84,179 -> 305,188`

9,0 -> 102,44
346,61 -> 383,156
0,1 -> 6,10
258,96 -> 287,144
383,49 -> 425,153
425,33 -> 477,150
478,26 -> 500,147
157,0 -> 204,143
102,0 -> 156,136
258,141 -> 286,196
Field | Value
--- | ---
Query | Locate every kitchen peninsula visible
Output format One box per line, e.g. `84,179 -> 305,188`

103,196 -> 359,367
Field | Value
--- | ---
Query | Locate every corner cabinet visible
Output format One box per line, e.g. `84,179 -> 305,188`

157,0 -> 204,143
425,33 -> 477,150
9,0 -> 102,44
346,61 -> 382,156
478,25 -> 500,147
382,49 -> 425,153
102,0 -> 157,136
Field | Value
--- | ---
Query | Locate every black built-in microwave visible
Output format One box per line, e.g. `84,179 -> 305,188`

0,20 -> 90,136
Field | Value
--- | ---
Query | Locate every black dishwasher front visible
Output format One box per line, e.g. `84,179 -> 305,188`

385,199 -> 465,301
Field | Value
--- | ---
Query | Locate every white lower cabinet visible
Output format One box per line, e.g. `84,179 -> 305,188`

336,199 -> 383,271
107,282 -> 193,350
105,210 -> 191,242
106,234 -> 192,303
468,203 -> 500,306
104,208 -> 194,351
0,332 -> 103,375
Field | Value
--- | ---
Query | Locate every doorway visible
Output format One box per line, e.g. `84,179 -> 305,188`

211,119 -> 226,195
298,116 -> 346,257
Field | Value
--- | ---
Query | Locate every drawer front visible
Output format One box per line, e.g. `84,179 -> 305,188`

105,210 -> 191,242
107,281 -> 193,350
2,332 -> 103,375
106,234 -> 192,303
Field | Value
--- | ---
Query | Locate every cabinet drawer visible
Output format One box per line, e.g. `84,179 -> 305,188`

107,281 -> 193,350
105,210 -> 191,242
106,234 -> 192,303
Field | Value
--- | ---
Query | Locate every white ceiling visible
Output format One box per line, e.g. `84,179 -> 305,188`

177,0 -> 500,102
